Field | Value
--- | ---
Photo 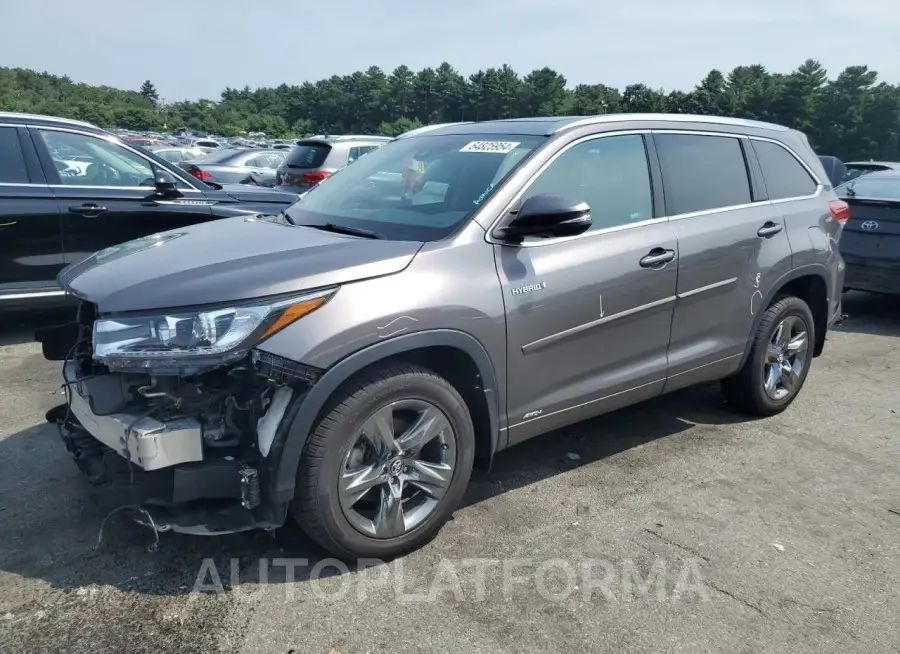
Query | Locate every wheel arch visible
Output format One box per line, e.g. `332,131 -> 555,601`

268,329 -> 500,503
739,264 -> 831,369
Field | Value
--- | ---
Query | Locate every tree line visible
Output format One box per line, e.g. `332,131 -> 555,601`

1,60 -> 898,161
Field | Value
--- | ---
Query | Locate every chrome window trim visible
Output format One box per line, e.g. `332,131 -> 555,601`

746,134 -> 824,200
484,129 -> 662,247
28,124 -> 204,193
484,127 -> 827,248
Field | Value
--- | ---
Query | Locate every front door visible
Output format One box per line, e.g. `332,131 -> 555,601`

30,128 -> 215,265
496,133 -> 678,445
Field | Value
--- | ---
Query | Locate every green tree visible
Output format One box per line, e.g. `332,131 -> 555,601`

139,79 -> 158,104
2,61 -> 900,161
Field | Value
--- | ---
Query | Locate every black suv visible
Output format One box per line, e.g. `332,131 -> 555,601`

0,112 -> 300,311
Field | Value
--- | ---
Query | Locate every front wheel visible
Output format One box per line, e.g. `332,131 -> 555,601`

721,295 -> 815,416
291,363 -> 475,560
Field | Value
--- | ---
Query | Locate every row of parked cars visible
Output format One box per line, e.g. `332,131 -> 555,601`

1,110 -> 897,562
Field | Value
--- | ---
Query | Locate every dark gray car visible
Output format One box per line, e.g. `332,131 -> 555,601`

836,169 -> 900,294
40,114 -> 845,560
180,148 -> 287,186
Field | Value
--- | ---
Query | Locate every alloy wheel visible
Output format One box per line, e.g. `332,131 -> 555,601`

338,399 -> 457,538
763,315 -> 809,401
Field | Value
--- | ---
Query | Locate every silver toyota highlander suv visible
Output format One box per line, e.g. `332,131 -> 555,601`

39,114 -> 847,560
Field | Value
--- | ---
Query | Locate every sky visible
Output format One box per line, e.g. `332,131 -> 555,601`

2,0 -> 900,102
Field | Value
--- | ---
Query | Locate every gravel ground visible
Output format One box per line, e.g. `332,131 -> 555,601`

0,291 -> 898,654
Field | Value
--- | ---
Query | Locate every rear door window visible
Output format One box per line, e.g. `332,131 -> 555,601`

0,127 -> 29,183
654,133 -> 752,215
752,139 -> 818,200
285,143 -> 331,168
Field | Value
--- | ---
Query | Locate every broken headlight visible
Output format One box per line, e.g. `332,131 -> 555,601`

92,288 -> 335,365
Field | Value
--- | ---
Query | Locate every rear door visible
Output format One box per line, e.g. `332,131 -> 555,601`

838,175 -> 900,292
655,131 -> 794,391
30,127 -> 216,265
0,125 -> 65,301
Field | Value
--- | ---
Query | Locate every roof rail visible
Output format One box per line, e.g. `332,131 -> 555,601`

552,113 -> 789,134
394,122 -> 474,139
0,111 -> 97,128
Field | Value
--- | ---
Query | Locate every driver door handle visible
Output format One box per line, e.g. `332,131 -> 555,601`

757,221 -> 783,237
69,204 -> 108,217
639,248 -> 676,268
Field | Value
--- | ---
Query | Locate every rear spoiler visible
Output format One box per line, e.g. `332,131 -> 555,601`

818,156 -> 846,187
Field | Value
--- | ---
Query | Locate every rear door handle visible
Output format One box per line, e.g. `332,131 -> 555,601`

757,222 -> 783,237
68,204 -> 108,217
639,248 -> 676,268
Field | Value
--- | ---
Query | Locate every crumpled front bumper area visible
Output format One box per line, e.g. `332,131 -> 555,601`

48,401 -> 279,535
46,364 -> 285,535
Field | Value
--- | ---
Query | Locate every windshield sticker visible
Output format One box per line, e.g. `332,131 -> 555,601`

460,141 -> 521,154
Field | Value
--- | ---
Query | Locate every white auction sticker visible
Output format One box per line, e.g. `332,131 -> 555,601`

459,140 -> 521,154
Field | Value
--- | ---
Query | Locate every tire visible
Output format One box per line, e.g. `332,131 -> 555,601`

721,295 -> 815,416
291,363 -> 475,560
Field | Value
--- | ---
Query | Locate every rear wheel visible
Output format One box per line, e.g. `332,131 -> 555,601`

721,295 -> 815,416
292,363 -> 475,560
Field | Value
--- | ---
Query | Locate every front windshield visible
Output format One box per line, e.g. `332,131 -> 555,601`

283,133 -> 546,240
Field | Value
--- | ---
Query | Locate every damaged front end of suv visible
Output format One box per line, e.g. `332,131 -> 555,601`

40,287 -> 334,535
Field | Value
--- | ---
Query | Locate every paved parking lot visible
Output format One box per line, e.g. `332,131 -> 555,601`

1,292 -> 899,654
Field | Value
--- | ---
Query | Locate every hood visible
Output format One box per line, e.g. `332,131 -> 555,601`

220,184 -> 299,205
58,216 -> 424,313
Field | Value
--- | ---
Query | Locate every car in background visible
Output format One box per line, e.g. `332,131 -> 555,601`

177,137 -> 221,152
0,112 -> 300,312
151,146 -> 207,164
124,136 -> 173,149
178,148 -> 287,186
273,134 -> 392,193
841,160 -> 900,183
835,169 -> 900,295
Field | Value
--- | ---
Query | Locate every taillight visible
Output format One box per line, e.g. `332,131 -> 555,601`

300,170 -> 331,185
828,199 -> 850,223
190,168 -> 213,181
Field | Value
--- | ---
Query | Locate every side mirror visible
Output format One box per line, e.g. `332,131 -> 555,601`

154,170 -> 179,195
493,194 -> 592,242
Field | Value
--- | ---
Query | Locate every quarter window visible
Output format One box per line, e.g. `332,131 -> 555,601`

0,127 -> 29,183
654,133 -> 752,214
752,139 -> 818,200
37,130 -> 155,187
521,134 -> 654,234
348,145 -> 379,163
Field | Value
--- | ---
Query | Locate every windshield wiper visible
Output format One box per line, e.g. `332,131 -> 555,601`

298,222 -> 383,239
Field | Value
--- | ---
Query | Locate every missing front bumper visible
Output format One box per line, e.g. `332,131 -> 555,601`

64,362 -> 204,471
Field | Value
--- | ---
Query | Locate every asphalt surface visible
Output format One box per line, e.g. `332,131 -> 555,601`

1,292 -> 898,654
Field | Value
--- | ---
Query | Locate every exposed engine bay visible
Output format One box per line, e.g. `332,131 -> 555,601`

38,300 -> 323,535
